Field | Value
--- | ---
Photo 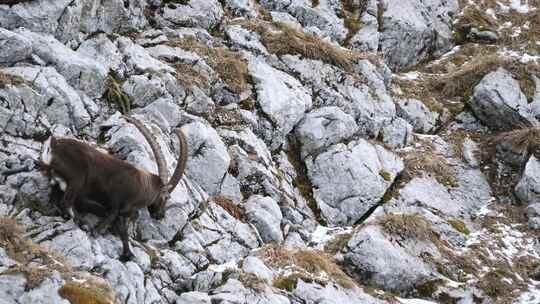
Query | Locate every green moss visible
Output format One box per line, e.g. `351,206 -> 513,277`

103,74 -> 130,114
58,281 -> 115,304
379,170 -> 392,182
273,274 -> 298,292
286,145 -> 326,225
448,219 -> 470,235
0,71 -> 25,89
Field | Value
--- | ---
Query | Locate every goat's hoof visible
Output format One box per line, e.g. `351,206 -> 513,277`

120,252 -> 135,262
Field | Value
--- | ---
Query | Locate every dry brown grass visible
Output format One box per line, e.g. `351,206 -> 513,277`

430,54 -> 540,102
0,217 -> 115,296
0,217 -> 72,288
379,213 -> 437,241
168,37 -> 249,94
236,20 -> 378,71
0,71 -> 24,89
173,61 -> 210,91
58,281 -> 116,304
323,233 -> 352,254
455,0 -> 540,53
399,143 -> 458,187
212,196 -> 245,222
494,128 -> 540,158
260,245 -> 356,289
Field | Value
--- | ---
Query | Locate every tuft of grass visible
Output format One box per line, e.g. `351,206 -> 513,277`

168,37 -> 249,94
238,20 -> 378,71
379,213 -> 436,241
400,145 -> 458,188
58,281 -> 115,304
236,271 -> 267,290
261,245 -> 356,289
494,128 -> 540,162
448,219 -> 470,235
103,74 -> 130,114
273,274 -> 298,291
0,71 -> 25,89
414,279 -> 445,298
429,54 -> 540,103
173,61 -> 209,90
0,217 -> 71,289
323,233 -> 352,254
477,270 -> 514,298
212,196 -> 245,222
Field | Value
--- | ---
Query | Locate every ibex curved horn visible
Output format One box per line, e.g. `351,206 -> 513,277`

167,128 -> 188,193
123,116 -> 168,184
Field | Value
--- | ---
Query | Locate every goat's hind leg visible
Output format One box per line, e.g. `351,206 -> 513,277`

94,203 -> 119,235
117,216 -> 134,261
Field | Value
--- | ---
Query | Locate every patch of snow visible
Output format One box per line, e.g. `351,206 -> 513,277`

309,225 -> 352,250
515,282 -> 540,304
398,72 -> 421,81
509,0 -> 530,14
207,260 -> 238,273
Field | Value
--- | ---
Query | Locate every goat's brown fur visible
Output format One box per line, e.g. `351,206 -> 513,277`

40,116 -> 188,260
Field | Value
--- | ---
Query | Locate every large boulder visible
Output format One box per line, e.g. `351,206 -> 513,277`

295,106 -> 358,159
244,195 -> 283,243
248,56 -> 312,149
13,29 -> 108,98
0,66 -> 93,136
516,156 -> 540,205
156,0 -> 224,30
183,122 -> 231,196
396,98 -> 440,133
470,67 -> 537,131
0,28 -> 32,65
306,139 -> 404,226
343,223 -> 437,292
0,0 -> 147,46
379,0 -> 459,71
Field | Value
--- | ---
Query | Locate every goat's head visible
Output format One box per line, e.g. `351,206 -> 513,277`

124,116 -> 188,220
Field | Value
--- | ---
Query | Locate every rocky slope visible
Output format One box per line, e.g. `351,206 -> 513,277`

1,0 -> 540,303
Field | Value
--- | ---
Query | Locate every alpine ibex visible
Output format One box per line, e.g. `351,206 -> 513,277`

39,116 -> 188,260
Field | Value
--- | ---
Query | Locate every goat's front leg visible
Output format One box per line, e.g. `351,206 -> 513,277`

60,184 -> 80,221
118,215 -> 134,261
94,203 -> 119,235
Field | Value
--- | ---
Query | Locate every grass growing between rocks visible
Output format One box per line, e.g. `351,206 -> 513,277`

260,245 -> 356,290
400,146 -> 458,188
323,233 -> 352,254
103,74 -> 130,114
235,19 -> 379,71
167,37 -> 250,94
211,196 -> 246,222
285,143 -> 326,225
0,71 -> 25,89
379,213 -> 437,242
0,217 -> 115,297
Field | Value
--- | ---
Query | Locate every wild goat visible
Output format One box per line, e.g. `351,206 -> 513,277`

39,116 -> 188,260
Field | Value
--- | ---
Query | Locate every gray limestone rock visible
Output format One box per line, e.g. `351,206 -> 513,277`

396,98 -> 440,133
296,106 -> 358,159
245,195 -> 283,243
0,28 -> 32,65
306,139 -> 404,226
471,67 -> 537,131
